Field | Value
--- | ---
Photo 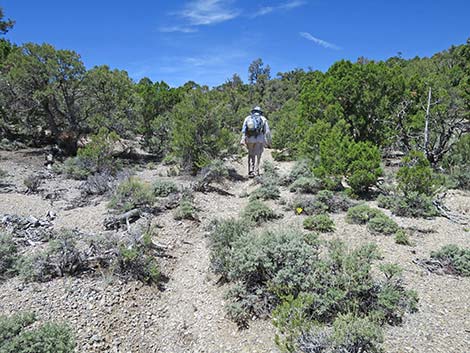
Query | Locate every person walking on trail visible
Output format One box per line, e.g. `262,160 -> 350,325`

240,106 -> 272,178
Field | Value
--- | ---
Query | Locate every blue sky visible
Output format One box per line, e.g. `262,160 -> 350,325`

2,0 -> 469,87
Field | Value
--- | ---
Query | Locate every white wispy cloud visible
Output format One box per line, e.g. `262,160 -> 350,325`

299,32 -> 341,50
159,25 -> 198,33
252,0 -> 306,17
159,0 -> 240,33
180,0 -> 240,25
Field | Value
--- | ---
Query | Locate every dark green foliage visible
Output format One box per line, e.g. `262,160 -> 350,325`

208,219 -> 249,278
153,179 -> 178,197
303,214 -> 335,233
241,199 -> 280,225
397,151 -> 439,196
444,134 -> 470,190
430,245 -> 470,276
171,89 -> 236,173
394,229 -> 412,246
60,128 -> 120,180
346,204 -> 384,224
0,233 -> 18,280
346,141 -> 383,195
366,215 -> 399,235
0,313 -> 75,353
109,177 -> 155,212
289,177 -> 323,194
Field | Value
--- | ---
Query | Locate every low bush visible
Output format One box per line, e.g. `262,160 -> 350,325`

289,177 -> 323,194
241,199 -> 280,225
173,192 -> 197,220
80,171 -> 116,196
330,313 -> 383,353
153,179 -> 178,197
59,128 -> 121,180
452,167 -> 470,190
397,151 -> 440,196
430,245 -> 470,277
394,229 -> 411,246
19,230 -> 161,285
250,182 -> 281,201
303,214 -> 335,233
281,160 -> 313,186
23,175 -> 42,193
115,234 -> 160,284
108,177 -> 155,212
19,231 -> 85,282
293,191 -> 353,216
367,215 -> 399,235
0,233 -> 18,280
377,192 -> 437,218
0,168 -> 7,178
346,204 -> 384,224
207,219 -> 249,278
0,312 -> 75,353
269,239 -> 417,352
346,141 -> 383,195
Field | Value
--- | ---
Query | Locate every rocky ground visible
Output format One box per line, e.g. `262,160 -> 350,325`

0,148 -> 469,353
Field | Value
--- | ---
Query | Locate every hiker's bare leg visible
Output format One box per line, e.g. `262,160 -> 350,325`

254,143 -> 264,176
246,142 -> 256,176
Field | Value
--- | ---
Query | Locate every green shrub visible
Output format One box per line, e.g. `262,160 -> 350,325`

0,168 -> 7,178
281,160 -> 313,186
430,245 -> 470,277
19,231 -> 85,282
367,215 -> 399,235
0,313 -> 75,353
60,128 -> 120,180
289,177 -> 323,194
346,141 -> 383,195
346,205 -> 384,224
394,229 -> 411,246
397,151 -> 439,196
377,192 -> 437,218
330,313 -> 383,353
250,182 -> 281,201
293,191 -> 353,215
153,179 -> 178,197
109,177 -> 155,212
262,161 -> 280,179
171,89 -> 236,173
376,194 -> 395,209
115,234 -> 160,284
208,219 -> 249,278
303,214 -> 335,233
452,166 -> 470,191
241,200 -> 280,225
0,233 -> 18,280
173,193 -> 197,220
269,240 -> 417,352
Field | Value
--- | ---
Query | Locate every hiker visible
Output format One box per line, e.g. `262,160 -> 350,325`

240,106 -> 271,177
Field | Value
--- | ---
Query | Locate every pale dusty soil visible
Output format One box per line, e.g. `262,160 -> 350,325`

1,148 -> 469,353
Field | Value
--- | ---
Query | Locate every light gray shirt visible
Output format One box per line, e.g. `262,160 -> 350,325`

241,114 -> 272,145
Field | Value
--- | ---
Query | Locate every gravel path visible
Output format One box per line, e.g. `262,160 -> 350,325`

1,148 -> 469,352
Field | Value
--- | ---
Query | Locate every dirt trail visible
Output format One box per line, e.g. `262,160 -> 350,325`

1,148 -> 469,352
